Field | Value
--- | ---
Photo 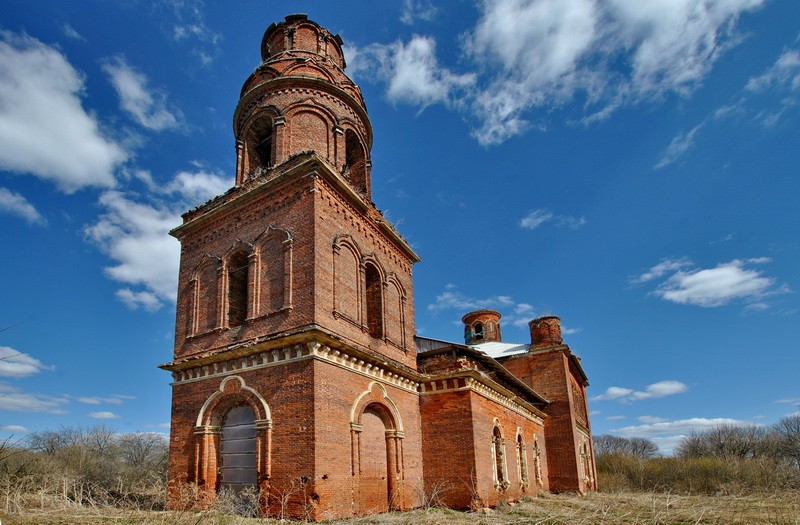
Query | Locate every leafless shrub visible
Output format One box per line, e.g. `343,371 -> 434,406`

594,434 -> 659,459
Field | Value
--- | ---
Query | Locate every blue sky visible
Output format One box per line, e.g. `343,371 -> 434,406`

0,0 -> 798,454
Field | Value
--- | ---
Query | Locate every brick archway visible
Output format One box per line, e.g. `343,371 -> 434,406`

349,382 -> 405,511
192,376 -> 272,498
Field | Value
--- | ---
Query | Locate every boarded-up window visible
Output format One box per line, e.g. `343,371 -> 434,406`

219,405 -> 257,493
364,263 -> 383,339
384,280 -> 403,347
259,233 -> 286,314
228,251 -> 249,327
334,243 -> 359,322
198,262 -> 219,333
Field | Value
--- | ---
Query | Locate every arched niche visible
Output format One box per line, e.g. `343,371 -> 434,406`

349,382 -> 405,512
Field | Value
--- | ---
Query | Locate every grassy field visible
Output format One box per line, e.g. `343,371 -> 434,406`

1,491 -> 798,525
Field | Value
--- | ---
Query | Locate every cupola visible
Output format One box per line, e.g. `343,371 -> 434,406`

529,316 -> 563,348
232,14 -> 372,197
462,309 -> 502,344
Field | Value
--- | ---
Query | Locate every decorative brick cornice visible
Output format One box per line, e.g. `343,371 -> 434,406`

420,371 -> 546,423
168,338 -> 420,394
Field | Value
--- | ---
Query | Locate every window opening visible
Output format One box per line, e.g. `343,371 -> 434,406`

365,263 -> 383,339
474,322 -> 485,341
344,129 -> 366,193
254,131 -> 272,167
228,251 -> 249,327
517,434 -> 529,484
493,426 -> 507,488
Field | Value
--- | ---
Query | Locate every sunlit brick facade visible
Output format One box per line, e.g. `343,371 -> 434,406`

161,15 -> 595,520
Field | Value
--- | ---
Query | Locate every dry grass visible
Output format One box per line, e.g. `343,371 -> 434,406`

1,491 -> 798,525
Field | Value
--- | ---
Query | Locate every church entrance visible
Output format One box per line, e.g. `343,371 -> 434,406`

219,405 -> 258,493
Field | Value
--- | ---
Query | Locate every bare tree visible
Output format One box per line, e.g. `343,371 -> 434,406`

594,434 -> 659,458
676,424 -> 772,460
774,414 -> 800,468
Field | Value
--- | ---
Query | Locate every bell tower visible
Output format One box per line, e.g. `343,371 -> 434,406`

162,15 -> 423,519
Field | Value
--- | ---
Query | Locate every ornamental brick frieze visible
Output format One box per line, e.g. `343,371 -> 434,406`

420,374 -> 545,424
171,340 -> 420,394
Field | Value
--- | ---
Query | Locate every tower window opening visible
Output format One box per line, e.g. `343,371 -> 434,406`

246,117 -> 274,177
228,251 -> 249,327
365,263 -> 383,339
254,131 -> 273,167
474,322 -> 485,341
344,129 -> 367,193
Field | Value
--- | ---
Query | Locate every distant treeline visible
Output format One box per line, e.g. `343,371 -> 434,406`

595,414 -> 800,493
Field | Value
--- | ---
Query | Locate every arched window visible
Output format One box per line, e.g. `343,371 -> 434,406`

344,129 -> 367,194
492,426 -> 508,490
517,433 -> 529,486
364,263 -> 383,339
245,117 -> 273,177
228,251 -> 249,327
474,322 -> 485,341
219,405 -> 257,493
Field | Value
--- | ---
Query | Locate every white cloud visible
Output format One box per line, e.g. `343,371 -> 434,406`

0,347 -> 53,378
593,386 -> 634,401
357,0 -> 765,144
655,122 -> 706,168
164,170 -> 232,203
606,415 -> 627,421
77,395 -> 129,405
520,209 -> 587,230
592,380 -> 687,402
0,188 -> 46,226
0,425 -> 29,433
0,32 -> 126,192
608,0 -> 764,98
654,258 -> 783,307
746,49 -> 800,93
427,285 -> 556,331
102,56 -> 182,131
630,257 -> 693,285
637,415 -> 670,424
0,383 -> 69,414
614,417 -> 753,438
88,411 -> 120,419
83,167 -> 230,310
61,23 -> 84,41
400,0 -> 439,25
520,209 -> 554,229
633,257 -> 787,309
115,289 -> 164,312
84,191 -> 181,310
351,36 -> 475,109
613,416 -> 761,454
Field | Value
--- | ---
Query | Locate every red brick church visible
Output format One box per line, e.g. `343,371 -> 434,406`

161,14 -> 596,520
